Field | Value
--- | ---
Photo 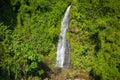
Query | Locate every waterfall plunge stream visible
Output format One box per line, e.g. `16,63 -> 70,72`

56,5 -> 71,68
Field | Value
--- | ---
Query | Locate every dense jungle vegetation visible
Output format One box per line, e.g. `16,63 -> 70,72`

0,0 -> 120,80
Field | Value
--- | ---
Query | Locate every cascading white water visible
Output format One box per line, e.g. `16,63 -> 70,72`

56,5 -> 71,68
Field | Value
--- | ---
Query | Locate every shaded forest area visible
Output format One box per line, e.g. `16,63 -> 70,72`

0,0 -> 120,80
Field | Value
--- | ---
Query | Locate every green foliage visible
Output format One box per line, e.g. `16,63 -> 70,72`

70,0 -> 120,80
0,0 -> 71,79
0,0 -> 120,80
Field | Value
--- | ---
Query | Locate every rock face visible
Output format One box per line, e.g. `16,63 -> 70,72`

48,69 -> 93,80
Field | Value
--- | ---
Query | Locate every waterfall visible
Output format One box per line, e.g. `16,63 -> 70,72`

56,5 -> 71,68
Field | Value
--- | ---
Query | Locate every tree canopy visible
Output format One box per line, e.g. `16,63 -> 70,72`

0,0 -> 120,80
